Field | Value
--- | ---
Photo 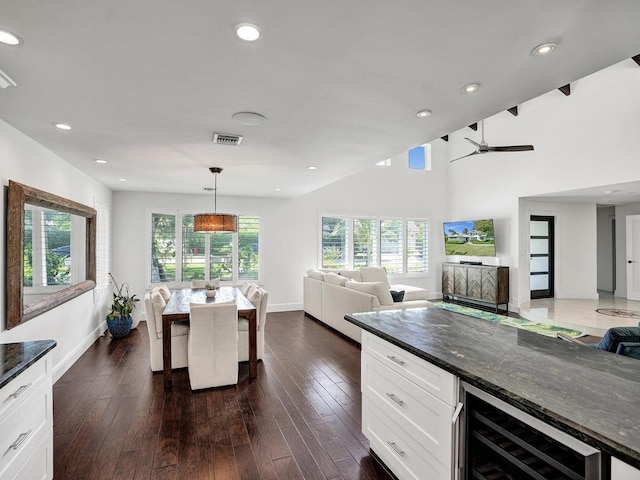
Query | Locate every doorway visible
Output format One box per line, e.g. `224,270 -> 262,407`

530,215 -> 554,299
625,214 -> 640,301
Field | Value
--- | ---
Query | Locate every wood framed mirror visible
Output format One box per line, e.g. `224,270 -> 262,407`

6,180 -> 97,330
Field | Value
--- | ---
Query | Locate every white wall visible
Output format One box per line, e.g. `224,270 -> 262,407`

597,206 -> 615,292
441,58 -> 640,307
0,119 -> 112,381
111,140 -> 449,320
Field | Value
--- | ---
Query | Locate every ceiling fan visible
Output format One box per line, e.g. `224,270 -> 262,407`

450,120 -> 534,162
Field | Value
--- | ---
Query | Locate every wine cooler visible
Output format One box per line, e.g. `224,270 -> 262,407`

461,383 -> 603,480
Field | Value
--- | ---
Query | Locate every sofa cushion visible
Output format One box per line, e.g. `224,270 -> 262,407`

307,269 -> 325,280
359,266 -> 390,287
345,280 -> 394,306
338,270 -> 362,282
390,290 -> 405,302
324,272 -> 348,286
390,284 -> 429,301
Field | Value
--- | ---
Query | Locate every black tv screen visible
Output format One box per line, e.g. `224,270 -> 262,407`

443,219 -> 496,256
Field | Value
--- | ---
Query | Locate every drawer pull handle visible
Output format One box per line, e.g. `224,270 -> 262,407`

386,355 -> 405,366
387,441 -> 405,457
6,430 -> 32,455
385,393 -> 405,406
8,383 -> 32,399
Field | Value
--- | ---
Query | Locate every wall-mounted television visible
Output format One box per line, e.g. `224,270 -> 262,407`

443,219 -> 496,256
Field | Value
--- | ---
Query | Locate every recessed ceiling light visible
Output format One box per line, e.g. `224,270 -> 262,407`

232,111 -> 267,126
532,42 -> 557,56
0,29 -> 22,45
53,123 -> 71,130
235,23 -> 261,42
416,109 -> 432,118
307,166 -> 317,170
274,188 -> 281,191
461,83 -> 480,94
94,159 -> 107,164
602,190 -> 618,194
118,178 -> 127,182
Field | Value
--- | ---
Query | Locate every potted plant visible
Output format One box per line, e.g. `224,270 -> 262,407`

107,273 -> 139,338
205,283 -> 216,298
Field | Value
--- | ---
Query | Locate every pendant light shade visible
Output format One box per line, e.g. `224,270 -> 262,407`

194,212 -> 237,232
193,167 -> 238,232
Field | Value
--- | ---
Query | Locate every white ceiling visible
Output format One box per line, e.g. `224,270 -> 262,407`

2,1 -> 640,198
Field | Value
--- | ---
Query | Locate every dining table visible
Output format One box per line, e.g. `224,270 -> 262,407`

161,286 -> 257,390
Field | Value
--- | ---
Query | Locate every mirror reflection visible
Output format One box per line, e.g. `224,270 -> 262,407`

6,180 -> 96,330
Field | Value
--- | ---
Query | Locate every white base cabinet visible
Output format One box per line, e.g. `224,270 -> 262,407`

361,331 -> 459,480
611,458 -> 640,480
0,352 -> 53,480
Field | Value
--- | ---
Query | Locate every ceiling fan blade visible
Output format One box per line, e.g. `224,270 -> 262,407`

450,150 -> 480,163
464,137 -> 481,148
487,145 -> 534,152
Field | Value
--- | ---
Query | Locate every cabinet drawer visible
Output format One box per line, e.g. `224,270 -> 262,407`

362,331 -> 457,405
2,428 -> 52,480
363,396 -> 451,480
0,379 -> 52,477
362,353 -> 454,462
0,355 -> 49,421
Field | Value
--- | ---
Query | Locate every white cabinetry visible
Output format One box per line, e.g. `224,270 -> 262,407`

612,458 -> 640,480
361,331 -> 459,480
0,352 -> 53,480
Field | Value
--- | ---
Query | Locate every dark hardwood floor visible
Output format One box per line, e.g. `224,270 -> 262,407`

53,311 -> 393,480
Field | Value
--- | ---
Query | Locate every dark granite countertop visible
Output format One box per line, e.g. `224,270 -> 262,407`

0,340 -> 57,389
345,307 -> 640,469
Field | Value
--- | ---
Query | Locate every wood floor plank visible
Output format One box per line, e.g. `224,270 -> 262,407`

52,313 -> 393,480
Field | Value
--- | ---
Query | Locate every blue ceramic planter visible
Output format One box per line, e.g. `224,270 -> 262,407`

106,315 -> 132,338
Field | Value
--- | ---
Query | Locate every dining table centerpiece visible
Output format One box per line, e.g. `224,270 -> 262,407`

205,283 -> 217,298
106,273 -> 139,337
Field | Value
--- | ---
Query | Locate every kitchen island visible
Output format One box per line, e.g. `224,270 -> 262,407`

345,307 -> 640,479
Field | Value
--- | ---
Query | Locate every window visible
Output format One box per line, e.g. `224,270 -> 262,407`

151,213 -> 176,283
322,217 -> 348,269
380,219 -> 403,273
320,216 -> 429,275
407,220 -> 428,273
150,211 -> 260,285
238,216 -> 259,280
408,144 -> 432,170
353,218 -> 377,268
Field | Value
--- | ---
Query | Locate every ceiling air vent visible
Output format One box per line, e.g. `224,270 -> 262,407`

212,133 -> 243,146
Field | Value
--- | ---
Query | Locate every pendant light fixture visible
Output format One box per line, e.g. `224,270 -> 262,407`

193,167 -> 238,232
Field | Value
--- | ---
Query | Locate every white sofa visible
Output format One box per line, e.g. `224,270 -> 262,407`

303,266 -> 432,343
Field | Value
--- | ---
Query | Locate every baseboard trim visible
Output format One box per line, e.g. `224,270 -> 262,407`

267,302 -> 302,312
52,321 -> 107,383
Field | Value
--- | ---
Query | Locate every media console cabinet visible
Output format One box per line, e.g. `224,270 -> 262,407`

345,307 -> 640,480
442,262 -> 509,313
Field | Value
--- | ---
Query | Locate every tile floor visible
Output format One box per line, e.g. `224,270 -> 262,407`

519,291 -> 640,336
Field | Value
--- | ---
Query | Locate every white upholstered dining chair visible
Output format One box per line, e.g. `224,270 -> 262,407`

191,278 -> 220,289
143,286 -> 189,372
238,283 -> 268,362
188,301 -> 239,390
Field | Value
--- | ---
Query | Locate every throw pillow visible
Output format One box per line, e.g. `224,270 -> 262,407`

360,266 -> 390,288
390,290 -> 405,302
345,280 -> 394,306
307,269 -> 325,280
324,272 -> 348,286
338,270 -> 362,282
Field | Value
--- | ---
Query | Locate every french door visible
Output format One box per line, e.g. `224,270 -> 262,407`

530,216 -> 554,299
